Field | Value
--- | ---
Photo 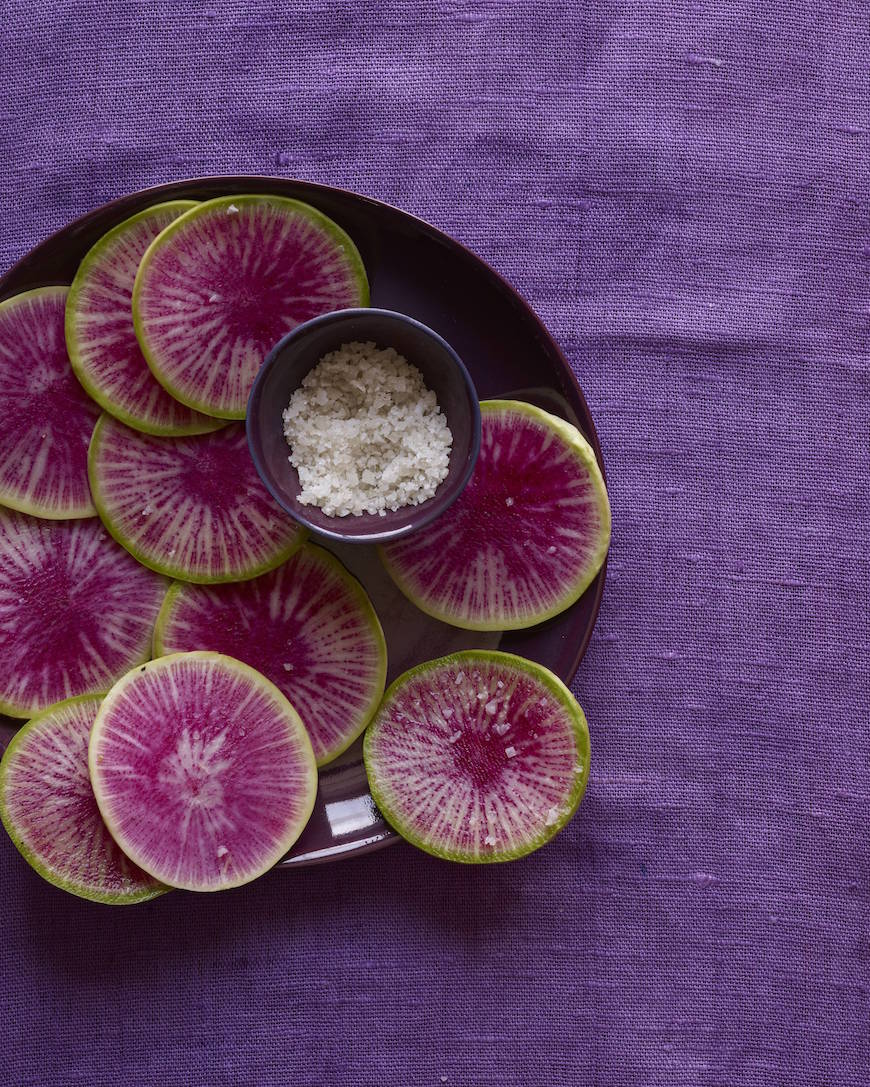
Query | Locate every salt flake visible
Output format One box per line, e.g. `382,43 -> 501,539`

505,746 -> 517,758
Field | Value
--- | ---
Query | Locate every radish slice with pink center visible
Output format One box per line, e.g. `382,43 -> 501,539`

89,652 -> 317,891
0,509 -> 168,718
66,201 -> 222,436
154,544 -> 386,766
132,195 -> 369,419
379,399 -> 611,631
88,414 -> 304,583
0,697 -> 166,903
0,287 -> 100,519
363,650 -> 590,863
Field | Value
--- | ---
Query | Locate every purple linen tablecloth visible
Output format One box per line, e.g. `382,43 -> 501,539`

2,3 -> 868,1085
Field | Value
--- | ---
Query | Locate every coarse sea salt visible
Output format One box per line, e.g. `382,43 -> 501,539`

282,341 -> 453,517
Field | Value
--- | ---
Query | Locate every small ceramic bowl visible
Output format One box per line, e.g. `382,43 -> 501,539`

247,308 -> 481,544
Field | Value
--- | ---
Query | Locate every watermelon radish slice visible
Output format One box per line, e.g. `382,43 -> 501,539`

0,287 -> 100,519
89,652 -> 318,891
364,650 -> 590,863
0,509 -> 168,717
380,400 -> 611,630
88,414 -> 304,583
153,543 -> 387,766
0,697 -> 166,903
132,195 -> 369,418
66,201 -> 222,436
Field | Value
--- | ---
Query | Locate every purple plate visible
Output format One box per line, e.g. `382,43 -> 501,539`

247,307 -> 482,544
0,176 -> 607,868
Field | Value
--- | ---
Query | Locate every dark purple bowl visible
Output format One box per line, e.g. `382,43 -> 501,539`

247,308 -> 481,545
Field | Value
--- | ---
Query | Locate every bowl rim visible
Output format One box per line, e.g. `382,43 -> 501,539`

246,306 -> 483,544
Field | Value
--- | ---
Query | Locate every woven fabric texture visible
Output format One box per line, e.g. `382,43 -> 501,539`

1,2 -> 868,1085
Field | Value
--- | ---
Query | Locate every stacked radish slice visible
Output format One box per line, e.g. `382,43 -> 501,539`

0,196 -> 377,901
0,194 -> 611,903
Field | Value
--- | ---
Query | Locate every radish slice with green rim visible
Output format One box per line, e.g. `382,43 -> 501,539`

0,697 -> 167,903
380,399 -> 611,630
363,650 -> 591,863
88,414 -> 304,583
0,509 -> 168,717
0,287 -> 100,519
132,194 -> 369,419
89,652 -> 318,891
153,543 -> 387,766
66,201 -> 222,436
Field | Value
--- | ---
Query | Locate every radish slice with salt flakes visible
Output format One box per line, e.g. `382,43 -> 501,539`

364,650 -> 590,863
